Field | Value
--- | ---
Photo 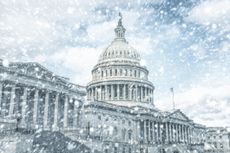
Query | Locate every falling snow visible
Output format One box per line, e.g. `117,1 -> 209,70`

0,0 -> 230,153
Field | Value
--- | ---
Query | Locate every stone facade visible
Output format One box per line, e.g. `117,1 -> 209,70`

0,14 -> 228,153
0,60 -> 86,131
205,127 -> 230,153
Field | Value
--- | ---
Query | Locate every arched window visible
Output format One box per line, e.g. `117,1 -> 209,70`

125,69 -> 128,76
110,69 -> 112,76
122,129 -> 126,140
105,69 -> 108,77
115,69 -> 117,76
113,126 -> 118,136
128,130 -> 132,140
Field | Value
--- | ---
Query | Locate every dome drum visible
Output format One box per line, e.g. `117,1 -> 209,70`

91,65 -> 149,82
87,82 -> 154,104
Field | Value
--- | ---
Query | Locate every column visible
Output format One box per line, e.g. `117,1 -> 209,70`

175,124 -> 177,142
184,125 -> 187,144
149,121 -> 151,143
170,124 -> 172,142
33,89 -> 39,127
188,127 -> 191,144
99,86 -> 101,100
43,91 -> 50,129
117,84 -> 120,100
105,85 -> 108,100
182,125 -> 185,143
135,85 -> 138,101
152,89 -> 154,105
9,84 -> 16,117
179,124 -> 181,143
64,95 -> 68,128
140,86 -> 143,102
150,121 -> 153,143
111,84 -> 114,100
181,125 -> 183,143
89,89 -> 91,100
73,99 -> 79,128
94,86 -> 96,100
143,121 -> 146,142
144,87 -> 147,102
146,88 -> 150,102
147,120 -> 150,143
90,88 -> 92,100
166,122 -> 169,143
129,84 -> 132,100
102,85 -> 104,100
191,127 -> 194,144
158,122 -> 161,143
168,123 -> 171,143
123,84 -> 126,100
172,123 -> 175,143
93,87 -> 95,100
173,124 -> 176,142
53,92 -> 59,130
95,86 -> 98,100
154,122 -> 157,143
153,121 -> 156,143
186,126 -> 189,143
21,87 -> 27,128
0,83 -> 2,114
176,124 -> 179,142
177,124 -> 179,142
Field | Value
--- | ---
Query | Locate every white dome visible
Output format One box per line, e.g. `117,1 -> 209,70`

98,40 -> 141,63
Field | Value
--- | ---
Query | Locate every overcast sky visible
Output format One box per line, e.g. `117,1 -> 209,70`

0,0 -> 230,127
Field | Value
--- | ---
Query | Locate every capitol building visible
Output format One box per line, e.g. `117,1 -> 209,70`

0,14 -> 229,153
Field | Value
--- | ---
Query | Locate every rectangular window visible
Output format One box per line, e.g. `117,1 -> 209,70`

122,147 -> 126,153
129,147 -> 132,153
114,147 -> 117,153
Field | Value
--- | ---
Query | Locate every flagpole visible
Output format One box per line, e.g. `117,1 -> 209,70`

171,88 -> 175,110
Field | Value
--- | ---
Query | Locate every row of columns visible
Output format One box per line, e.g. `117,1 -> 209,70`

88,84 -> 154,103
139,120 -> 191,144
0,82 -> 80,130
92,68 -> 147,80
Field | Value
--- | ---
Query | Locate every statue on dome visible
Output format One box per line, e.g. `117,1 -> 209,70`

118,12 -> 122,26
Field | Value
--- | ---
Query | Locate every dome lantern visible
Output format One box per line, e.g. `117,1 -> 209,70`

114,12 -> 126,42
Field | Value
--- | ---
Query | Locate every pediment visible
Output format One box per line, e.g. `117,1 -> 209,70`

10,62 -> 54,80
168,110 -> 190,121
